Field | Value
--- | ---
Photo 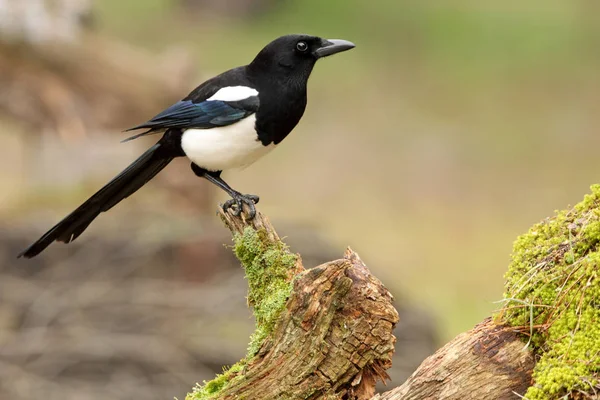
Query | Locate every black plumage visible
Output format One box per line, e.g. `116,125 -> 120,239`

19,34 -> 354,258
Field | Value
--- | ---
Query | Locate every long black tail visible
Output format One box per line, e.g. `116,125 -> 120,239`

19,142 -> 175,258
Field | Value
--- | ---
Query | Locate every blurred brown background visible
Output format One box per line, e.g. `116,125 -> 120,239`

0,0 -> 599,399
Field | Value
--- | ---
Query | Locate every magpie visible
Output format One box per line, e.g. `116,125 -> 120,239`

18,34 -> 354,258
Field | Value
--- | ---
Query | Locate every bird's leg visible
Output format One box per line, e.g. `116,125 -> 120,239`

191,164 -> 259,218
206,173 -> 260,219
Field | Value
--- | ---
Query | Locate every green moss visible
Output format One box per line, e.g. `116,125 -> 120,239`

500,185 -> 600,399
234,227 -> 298,356
186,227 -> 297,400
188,362 -> 245,400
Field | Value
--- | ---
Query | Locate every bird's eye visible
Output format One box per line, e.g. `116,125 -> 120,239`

296,41 -> 308,52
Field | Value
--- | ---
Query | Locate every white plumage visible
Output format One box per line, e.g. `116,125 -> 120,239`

207,86 -> 259,102
181,86 -> 270,171
181,115 -> 274,171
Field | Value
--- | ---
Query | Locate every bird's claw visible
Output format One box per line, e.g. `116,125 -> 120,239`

222,193 -> 260,219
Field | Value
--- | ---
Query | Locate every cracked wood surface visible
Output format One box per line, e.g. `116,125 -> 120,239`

215,209 -> 399,399
373,318 -> 535,400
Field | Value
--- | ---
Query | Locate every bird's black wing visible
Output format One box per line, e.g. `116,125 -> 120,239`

123,96 -> 260,142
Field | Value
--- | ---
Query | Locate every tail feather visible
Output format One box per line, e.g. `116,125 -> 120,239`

19,143 -> 174,258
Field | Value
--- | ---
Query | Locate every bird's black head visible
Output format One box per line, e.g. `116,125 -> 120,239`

247,34 -> 355,85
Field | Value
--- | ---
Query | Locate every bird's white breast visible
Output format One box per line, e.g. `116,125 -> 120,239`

181,115 -> 274,171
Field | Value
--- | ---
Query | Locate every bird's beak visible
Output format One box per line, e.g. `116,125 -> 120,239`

314,39 -> 355,58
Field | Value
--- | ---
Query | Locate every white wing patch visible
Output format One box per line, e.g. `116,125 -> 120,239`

207,86 -> 259,102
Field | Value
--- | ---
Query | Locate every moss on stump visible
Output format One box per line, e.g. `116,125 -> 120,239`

187,227 -> 298,400
500,185 -> 600,399
185,210 -> 398,400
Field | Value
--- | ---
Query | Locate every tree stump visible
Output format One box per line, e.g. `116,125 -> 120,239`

186,209 -> 399,400
187,185 -> 600,400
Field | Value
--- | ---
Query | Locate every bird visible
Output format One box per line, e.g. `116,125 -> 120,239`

18,34 -> 355,258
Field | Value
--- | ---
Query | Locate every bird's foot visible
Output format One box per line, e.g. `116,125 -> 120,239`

222,193 -> 260,219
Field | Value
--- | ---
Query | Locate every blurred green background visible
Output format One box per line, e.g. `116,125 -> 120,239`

1,0 -> 599,397
91,0 -> 600,337
4,0 -> 600,338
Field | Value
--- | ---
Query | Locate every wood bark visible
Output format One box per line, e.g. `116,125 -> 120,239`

215,209 -> 400,399
373,318 -> 535,400
214,209 -> 536,400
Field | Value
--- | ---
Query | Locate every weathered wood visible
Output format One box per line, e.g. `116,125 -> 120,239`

216,209 -> 534,400
199,209 -> 400,399
219,208 -> 282,244
373,318 -> 535,400
200,188 -> 600,399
